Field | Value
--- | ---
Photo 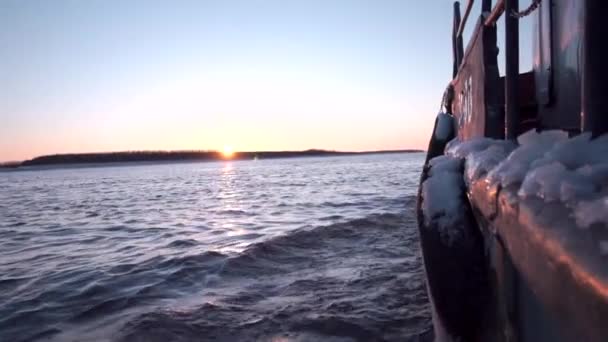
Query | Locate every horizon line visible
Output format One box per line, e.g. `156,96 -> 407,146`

1,148 -> 425,164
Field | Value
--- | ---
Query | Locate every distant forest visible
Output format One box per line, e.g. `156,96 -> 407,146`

3,149 -> 423,168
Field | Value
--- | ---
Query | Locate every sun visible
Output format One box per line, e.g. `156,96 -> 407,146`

221,145 -> 234,159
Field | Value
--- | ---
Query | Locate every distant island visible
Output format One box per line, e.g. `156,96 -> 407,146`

0,149 -> 424,169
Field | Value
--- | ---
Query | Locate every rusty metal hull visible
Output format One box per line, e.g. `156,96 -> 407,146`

420,0 -> 608,340
468,179 -> 608,341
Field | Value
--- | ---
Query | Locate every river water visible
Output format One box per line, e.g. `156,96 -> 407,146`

0,153 -> 431,341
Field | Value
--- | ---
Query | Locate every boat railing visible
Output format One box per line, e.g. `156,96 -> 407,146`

455,0 -> 475,44
484,0 -> 504,27
452,0 -> 608,138
451,0 -> 521,140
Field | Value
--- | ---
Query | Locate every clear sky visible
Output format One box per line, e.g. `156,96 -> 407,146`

0,0 -> 533,162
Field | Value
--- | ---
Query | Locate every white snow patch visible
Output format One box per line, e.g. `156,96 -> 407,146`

577,163 -> 608,185
428,155 -> 462,177
559,173 -> 597,205
422,156 -> 466,245
465,142 -> 516,181
445,137 -> 496,159
447,129 -> 608,229
519,162 -> 568,202
575,197 -> 608,229
517,129 -> 568,146
514,131 -> 607,226
487,130 -> 569,188
532,133 -> 608,170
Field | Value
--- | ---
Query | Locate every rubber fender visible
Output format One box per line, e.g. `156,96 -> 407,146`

416,113 -> 489,341
424,112 -> 455,164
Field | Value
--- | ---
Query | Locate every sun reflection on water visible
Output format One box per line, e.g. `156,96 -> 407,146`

217,161 -> 250,246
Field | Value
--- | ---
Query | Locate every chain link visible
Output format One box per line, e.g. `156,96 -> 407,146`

511,0 -> 542,18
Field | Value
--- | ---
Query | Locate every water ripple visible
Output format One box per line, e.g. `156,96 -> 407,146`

0,153 -> 429,341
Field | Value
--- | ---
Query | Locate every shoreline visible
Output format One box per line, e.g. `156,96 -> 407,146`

0,150 -> 425,172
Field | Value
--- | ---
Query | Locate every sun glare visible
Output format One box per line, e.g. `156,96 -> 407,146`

222,145 -> 234,159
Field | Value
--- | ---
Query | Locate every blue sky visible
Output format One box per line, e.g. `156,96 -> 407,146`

0,0 -> 533,161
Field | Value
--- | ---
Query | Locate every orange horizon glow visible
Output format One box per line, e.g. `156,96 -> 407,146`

221,146 -> 235,159
0,135 -> 430,163
0,1 -> 453,163
0,69 -> 434,162
1,2 -> 537,164
0,137 -> 430,162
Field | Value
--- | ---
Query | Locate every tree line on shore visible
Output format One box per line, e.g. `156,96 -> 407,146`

0,149 -> 423,168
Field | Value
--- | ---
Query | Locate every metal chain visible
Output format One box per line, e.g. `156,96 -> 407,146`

511,0 -> 542,18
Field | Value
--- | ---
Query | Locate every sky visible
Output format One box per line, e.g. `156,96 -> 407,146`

0,0 -> 534,162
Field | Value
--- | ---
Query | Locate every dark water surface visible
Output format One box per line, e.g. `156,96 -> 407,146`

0,153 -> 430,341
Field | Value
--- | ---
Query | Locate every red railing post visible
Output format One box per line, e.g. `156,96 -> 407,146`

453,2 -> 464,78
505,0 -> 519,139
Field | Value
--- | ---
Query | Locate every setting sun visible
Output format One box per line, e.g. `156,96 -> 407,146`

221,145 -> 234,159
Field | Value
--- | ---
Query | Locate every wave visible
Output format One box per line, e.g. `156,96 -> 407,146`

3,196 -> 431,342
165,238 -> 199,248
112,200 -> 431,341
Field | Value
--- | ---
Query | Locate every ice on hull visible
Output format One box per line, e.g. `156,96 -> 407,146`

421,129 -> 608,341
